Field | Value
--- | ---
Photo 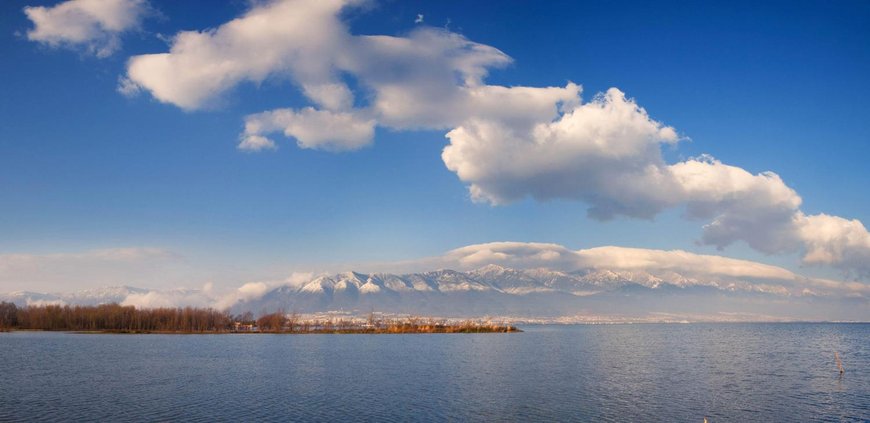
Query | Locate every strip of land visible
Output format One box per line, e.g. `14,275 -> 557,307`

0,302 -> 519,334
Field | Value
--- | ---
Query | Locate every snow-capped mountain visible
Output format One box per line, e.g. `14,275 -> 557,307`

224,265 -> 813,317
3,265 -> 861,320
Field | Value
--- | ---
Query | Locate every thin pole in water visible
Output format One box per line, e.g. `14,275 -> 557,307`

835,351 -> 845,374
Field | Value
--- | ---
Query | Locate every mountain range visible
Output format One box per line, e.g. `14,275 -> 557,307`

2,265 -> 866,321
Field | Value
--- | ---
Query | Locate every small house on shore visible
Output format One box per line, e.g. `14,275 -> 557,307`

232,322 -> 257,332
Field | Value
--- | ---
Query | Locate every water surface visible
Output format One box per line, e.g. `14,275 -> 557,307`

1,323 -> 867,422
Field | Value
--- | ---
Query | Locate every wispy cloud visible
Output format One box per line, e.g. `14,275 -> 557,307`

212,272 -> 314,310
237,134 -> 278,152
121,286 -> 214,309
23,0 -> 152,57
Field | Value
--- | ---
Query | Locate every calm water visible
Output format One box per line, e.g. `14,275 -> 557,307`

0,324 -> 867,422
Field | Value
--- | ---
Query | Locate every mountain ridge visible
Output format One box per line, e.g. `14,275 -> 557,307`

2,265 -> 865,321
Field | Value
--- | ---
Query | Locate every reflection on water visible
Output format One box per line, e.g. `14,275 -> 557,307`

1,323 -> 867,422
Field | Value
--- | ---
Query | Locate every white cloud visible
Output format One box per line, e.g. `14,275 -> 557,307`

283,272 -> 316,288
574,246 -> 796,281
212,273 -> 314,310
124,0 -> 579,151
443,88 -> 679,210
237,134 -> 277,152
795,213 -> 870,278
441,242 -> 579,271
124,0 -> 354,110
117,76 -> 142,96
24,0 -> 150,57
121,289 -> 212,309
433,241 -> 793,280
242,107 -> 375,151
237,281 -> 270,298
120,0 -> 870,278
671,157 -> 802,254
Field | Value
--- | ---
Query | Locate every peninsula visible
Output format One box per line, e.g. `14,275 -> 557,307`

0,302 -> 519,334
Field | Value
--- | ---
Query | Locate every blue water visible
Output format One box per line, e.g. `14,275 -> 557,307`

0,324 -> 867,422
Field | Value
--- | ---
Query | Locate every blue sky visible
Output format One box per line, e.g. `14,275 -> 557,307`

1,0 -> 869,292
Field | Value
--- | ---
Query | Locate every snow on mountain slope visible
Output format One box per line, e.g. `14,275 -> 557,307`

470,264 -> 548,293
216,265 -> 816,316
423,269 -> 497,292
2,265 -> 837,318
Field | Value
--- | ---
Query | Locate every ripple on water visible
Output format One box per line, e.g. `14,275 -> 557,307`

0,324 -> 867,422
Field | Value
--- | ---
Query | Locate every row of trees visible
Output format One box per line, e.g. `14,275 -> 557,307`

0,302 -> 519,333
0,301 -> 18,330
0,302 -> 241,332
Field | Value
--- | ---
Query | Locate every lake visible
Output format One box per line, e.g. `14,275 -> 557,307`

1,323 -> 867,422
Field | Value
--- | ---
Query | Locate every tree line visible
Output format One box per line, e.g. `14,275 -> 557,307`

0,302 -> 519,334
0,302 -> 243,332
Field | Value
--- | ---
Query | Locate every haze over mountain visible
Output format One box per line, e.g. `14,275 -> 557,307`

5,252 -> 866,322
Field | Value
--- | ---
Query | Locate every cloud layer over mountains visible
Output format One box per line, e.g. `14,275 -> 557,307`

3,242 -> 867,319
381,242 -> 868,297
20,0 -> 870,282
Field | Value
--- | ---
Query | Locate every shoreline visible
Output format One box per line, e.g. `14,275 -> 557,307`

4,321 -> 868,335
1,327 -> 522,335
